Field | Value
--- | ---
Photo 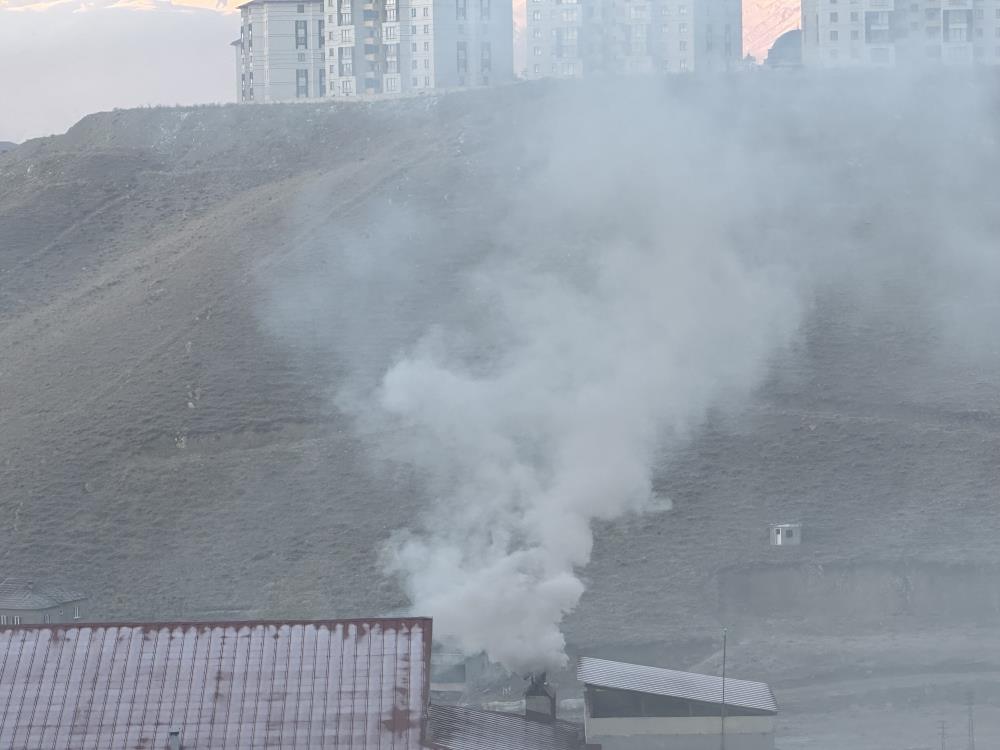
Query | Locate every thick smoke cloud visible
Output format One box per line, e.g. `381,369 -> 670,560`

266,73 -> 1000,671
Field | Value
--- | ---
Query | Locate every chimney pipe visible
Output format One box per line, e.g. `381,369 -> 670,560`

168,728 -> 181,750
525,672 -> 557,724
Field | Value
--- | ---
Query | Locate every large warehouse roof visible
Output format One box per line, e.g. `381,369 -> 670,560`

0,618 -> 431,749
577,657 -> 777,714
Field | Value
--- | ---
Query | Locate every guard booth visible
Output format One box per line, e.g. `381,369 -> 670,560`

769,523 -> 801,546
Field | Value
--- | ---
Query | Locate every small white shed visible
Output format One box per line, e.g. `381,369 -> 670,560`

769,523 -> 801,546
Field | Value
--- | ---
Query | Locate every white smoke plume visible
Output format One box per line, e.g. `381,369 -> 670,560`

378,242 -> 803,670
266,73 -> 998,672
366,83 -> 815,669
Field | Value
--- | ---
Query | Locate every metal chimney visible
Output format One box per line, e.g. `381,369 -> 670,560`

525,672 -> 556,724
168,728 -> 181,750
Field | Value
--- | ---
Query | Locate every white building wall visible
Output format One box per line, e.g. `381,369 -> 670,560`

237,0 -> 327,103
323,0 -> 511,97
524,0 -> 741,78
585,715 -> 776,750
801,0 -> 1000,65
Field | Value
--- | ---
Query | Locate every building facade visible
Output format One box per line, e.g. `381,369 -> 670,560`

324,0 -> 513,97
233,0 -> 512,101
578,657 -> 778,750
524,0 -> 742,78
0,577 -> 85,626
236,0 -> 328,103
801,0 -> 1000,66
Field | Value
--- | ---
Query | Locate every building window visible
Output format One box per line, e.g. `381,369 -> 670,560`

318,68 -> 327,95
456,0 -> 466,18
43,614 -> 51,624
340,47 -> 354,75
481,41 -> 491,71
386,77 -> 399,91
296,69 -> 310,97
12,616 -> 21,625
457,40 -> 468,72
341,28 -> 352,42
296,20 -> 309,49
533,63 -> 541,73
387,6 -> 397,19
534,45 -> 542,55
532,9 -> 541,20
411,24 -> 417,33
423,24 -> 429,33
851,29 -> 859,38
385,25 -> 398,39
830,11 -> 838,21
297,2 -> 305,10
0,615 -> 6,625
341,79 -> 354,94
533,28 -> 542,37
480,0 -> 489,19
424,58 -> 430,67
424,75 -> 430,85
830,29 -> 839,39
850,11 -> 858,20
678,4 -> 686,14
424,40 -> 430,50
423,6 -> 429,15
679,39 -> 687,49
411,7 -> 417,15
413,76 -> 420,85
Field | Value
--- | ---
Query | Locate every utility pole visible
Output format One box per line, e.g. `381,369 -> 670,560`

720,628 -> 727,750
966,691 -> 975,750
939,720 -> 947,750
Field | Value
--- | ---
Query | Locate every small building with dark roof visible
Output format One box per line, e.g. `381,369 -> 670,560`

578,657 -> 778,750
428,704 -> 587,750
0,577 -> 85,626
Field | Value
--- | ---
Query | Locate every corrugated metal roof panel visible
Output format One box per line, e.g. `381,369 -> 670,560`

577,657 -> 777,714
0,618 -> 431,749
0,577 -> 85,609
428,704 -> 585,750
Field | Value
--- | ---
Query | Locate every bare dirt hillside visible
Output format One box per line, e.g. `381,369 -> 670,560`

3,75 -> 1000,748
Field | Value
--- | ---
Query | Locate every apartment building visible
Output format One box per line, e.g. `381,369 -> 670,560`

324,0 -> 513,97
523,0 -> 741,77
801,0 -> 1000,66
236,0 -> 328,102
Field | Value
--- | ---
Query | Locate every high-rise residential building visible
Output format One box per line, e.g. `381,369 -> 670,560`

801,0 -> 1000,66
232,0 -> 512,101
236,0 -> 328,103
324,0 -> 513,97
523,0 -> 742,77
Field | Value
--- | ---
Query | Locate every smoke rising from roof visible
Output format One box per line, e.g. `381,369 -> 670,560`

265,74 -> 1000,671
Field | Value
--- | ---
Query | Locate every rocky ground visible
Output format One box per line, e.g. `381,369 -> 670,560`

2,73 -> 1000,749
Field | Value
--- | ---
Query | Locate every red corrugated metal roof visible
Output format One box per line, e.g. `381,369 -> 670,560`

0,618 -> 431,749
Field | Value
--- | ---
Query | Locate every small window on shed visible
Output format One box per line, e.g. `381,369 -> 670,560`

74,605 -> 81,620
43,614 -> 50,623
12,616 -> 21,625
785,528 -> 794,538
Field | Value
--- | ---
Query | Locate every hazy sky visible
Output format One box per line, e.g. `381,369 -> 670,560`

0,4 -> 236,143
0,0 -> 798,144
